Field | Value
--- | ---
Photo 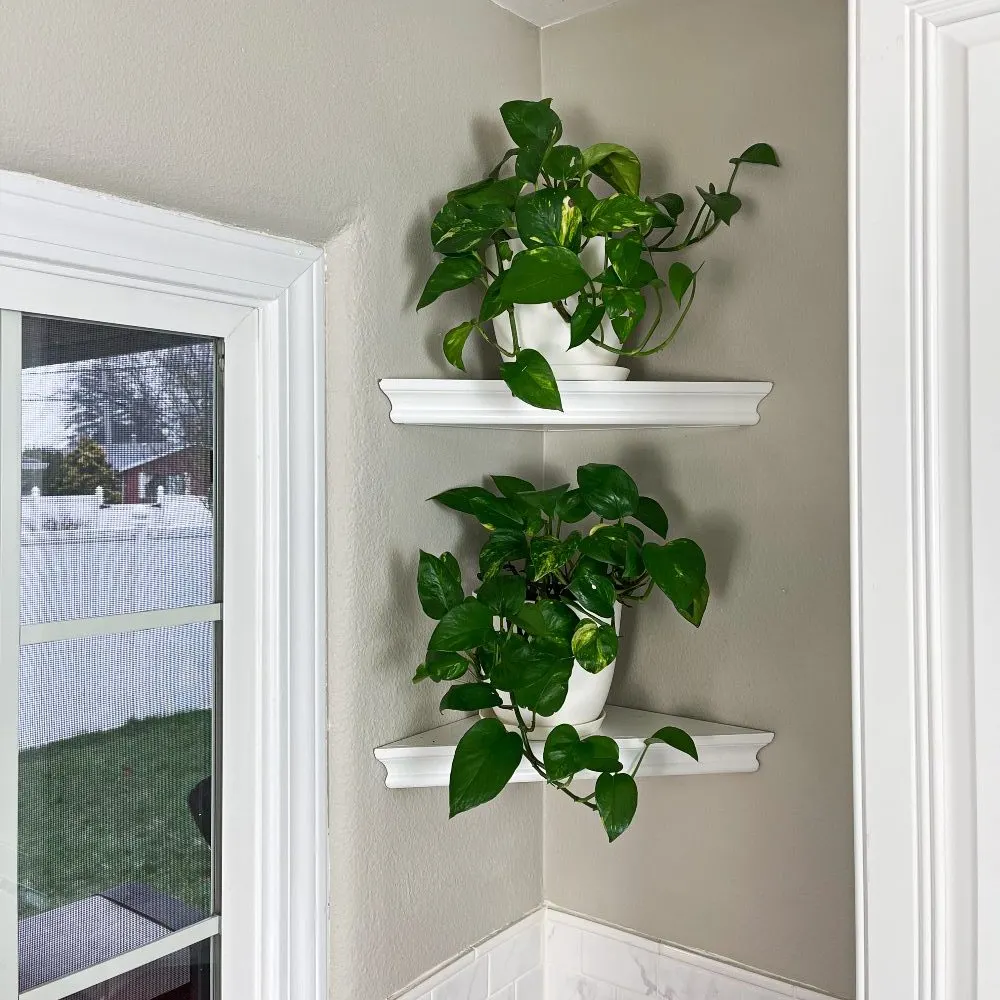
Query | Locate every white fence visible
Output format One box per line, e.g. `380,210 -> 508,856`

19,494 -> 215,749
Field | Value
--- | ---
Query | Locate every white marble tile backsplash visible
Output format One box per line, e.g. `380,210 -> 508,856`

390,906 -> 842,1000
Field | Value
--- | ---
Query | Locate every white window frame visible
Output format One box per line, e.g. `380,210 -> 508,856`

0,170 -> 328,1000
852,1 -> 1000,997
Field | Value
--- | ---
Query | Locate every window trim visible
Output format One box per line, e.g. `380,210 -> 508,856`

0,170 -> 328,1000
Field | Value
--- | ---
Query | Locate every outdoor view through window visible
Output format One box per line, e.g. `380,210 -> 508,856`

18,315 -> 219,1000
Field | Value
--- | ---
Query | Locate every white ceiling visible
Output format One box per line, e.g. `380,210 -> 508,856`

489,0 -> 622,28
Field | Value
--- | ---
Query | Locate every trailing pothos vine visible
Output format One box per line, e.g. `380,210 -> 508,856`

417,97 -> 780,411
413,463 -> 709,841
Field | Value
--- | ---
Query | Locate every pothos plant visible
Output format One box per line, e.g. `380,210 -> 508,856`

416,97 -> 780,411
413,462 -> 709,842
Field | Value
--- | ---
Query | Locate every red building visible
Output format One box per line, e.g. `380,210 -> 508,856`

105,443 -> 212,503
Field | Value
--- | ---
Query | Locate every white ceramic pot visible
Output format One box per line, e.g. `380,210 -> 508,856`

491,237 -> 628,382
491,604 -> 622,734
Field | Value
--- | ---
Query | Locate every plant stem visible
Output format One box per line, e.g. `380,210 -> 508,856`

512,704 -> 598,810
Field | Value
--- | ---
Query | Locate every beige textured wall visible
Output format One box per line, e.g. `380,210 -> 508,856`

0,3 -> 545,998
540,2 -> 854,997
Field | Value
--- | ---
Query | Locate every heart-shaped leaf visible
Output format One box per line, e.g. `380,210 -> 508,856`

577,463 -> 639,519
634,496 -> 669,538
417,550 -> 464,619
696,186 -> 742,226
515,189 -> 583,250
501,98 -> 563,150
500,246 -> 590,305
582,143 -> 642,197
567,565 -> 616,620
571,620 -> 619,673
501,349 -> 563,412
729,142 -> 780,167
645,725 -> 699,761
440,682 -> 503,712
443,321 -> 476,372
431,487 -> 523,531
449,718 -> 524,817
418,255 -> 483,310
642,539 -> 708,616
653,193 -> 685,218
677,576 -> 710,628
511,652 -> 573,716
569,298 -> 606,349
602,287 -> 646,343
449,176 -> 526,210
607,233 -> 645,286
477,574 -> 526,619
580,734 -> 622,773
415,650 -> 468,684
479,529 -> 528,580
543,724 -> 585,781
555,488 -> 592,523
595,772 -> 638,842
431,201 -> 511,255
543,143 -> 584,181
587,194 -> 659,234
491,475 -> 536,497
428,598 -> 497,652
667,262 -> 696,307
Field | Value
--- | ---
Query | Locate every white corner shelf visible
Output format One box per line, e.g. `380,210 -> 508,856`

378,379 -> 772,430
374,705 -> 774,789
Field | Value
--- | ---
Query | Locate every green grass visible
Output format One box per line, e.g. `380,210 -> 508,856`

18,710 -> 213,919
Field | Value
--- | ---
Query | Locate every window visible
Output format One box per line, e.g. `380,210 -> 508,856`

0,169 -> 326,1000
8,313 -> 221,1000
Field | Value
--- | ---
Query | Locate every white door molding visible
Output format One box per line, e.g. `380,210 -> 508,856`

0,171 -> 328,1000
851,3 -> 1000,997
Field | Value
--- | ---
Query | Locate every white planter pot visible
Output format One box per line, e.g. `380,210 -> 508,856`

491,604 -> 622,734
491,237 -> 628,382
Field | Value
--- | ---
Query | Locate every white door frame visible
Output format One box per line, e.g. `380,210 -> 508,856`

851,2 -> 1000,997
0,170 -> 328,1000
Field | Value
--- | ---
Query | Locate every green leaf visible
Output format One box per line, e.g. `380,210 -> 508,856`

442,321 -> 476,372
645,725 -> 699,761
571,620 -> 619,673
567,565 -> 616,619
501,98 -> 563,150
532,600 -> 580,649
417,549 -> 465,619
417,255 -> 483,310
501,349 -> 563,411
431,487 -> 523,530
595,772 -> 638,842
491,475 -> 537,497
577,462 -> 639,519
642,539 -> 708,616
529,534 -> 577,581
569,184 -> 598,218
587,194 -> 659,234
602,287 -> 646,343
677,576 -> 710,628
477,574 -> 526,619
543,144 -> 584,181
578,525 -> 632,567
418,650 -> 469,683
580,734 -> 622,773
449,718 -> 524,817
511,651 -> 573,715
500,246 -> 590,305
730,142 -> 780,167
449,176 -> 525,209
479,529 -> 528,579
516,483 -> 570,516
607,234 -> 645,286
413,662 -> 429,683
667,262 -> 696,306
635,496 -> 668,538
480,277 -> 508,323
515,189 -> 583,250
431,201 -> 510,254
569,298 -> 606,349
582,143 -> 642,196
428,598 -> 497,652
653,193 -> 685,219
440,682 -> 503,712
543,724 -> 585,781
555,488 -> 591,523
696,186 -> 742,226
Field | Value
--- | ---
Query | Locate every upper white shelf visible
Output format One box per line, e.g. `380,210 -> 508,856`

374,705 -> 774,789
378,379 -> 773,430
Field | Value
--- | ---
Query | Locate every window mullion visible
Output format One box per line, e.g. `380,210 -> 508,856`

0,310 -> 22,996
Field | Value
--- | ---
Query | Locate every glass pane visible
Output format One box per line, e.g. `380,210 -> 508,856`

18,623 -> 215,991
28,939 -> 213,1000
21,315 -> 217,624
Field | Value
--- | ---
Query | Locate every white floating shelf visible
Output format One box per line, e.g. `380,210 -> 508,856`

374,705 -> 774,789
379,379 -> 773,430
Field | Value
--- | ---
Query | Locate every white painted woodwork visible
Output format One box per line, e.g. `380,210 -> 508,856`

375,706 -> 774,789
379,379 -> 772,430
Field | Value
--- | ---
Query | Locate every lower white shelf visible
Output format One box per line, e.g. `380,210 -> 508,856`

374,705 -> 774,789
